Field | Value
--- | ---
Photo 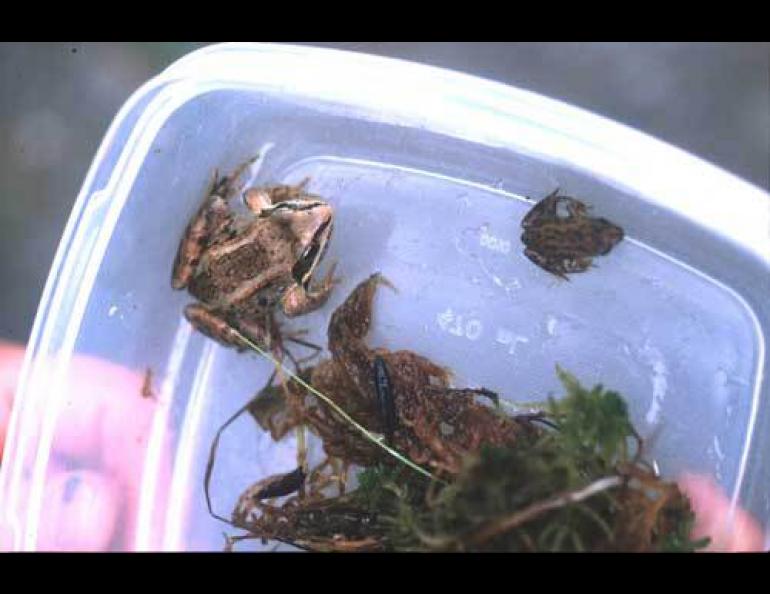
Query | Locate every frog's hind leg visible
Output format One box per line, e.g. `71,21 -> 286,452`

184,303 -> 284,359
172,158 -> 259,290
171,192 -> 237,290
184,303 -> 251,350
328,273 -> 396,349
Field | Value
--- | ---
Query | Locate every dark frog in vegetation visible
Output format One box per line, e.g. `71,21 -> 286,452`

260,273 -> 540,477
520,189 -> 624,280
220,360 -> 708,552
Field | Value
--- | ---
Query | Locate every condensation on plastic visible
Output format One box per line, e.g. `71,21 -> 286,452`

0,43 -> 768,551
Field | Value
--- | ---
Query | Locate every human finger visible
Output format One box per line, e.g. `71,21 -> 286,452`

678,472 -> 765,552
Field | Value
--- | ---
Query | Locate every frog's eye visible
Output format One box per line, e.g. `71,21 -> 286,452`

292,218 -> 332,287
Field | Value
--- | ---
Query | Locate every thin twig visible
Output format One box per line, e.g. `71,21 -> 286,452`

204,370 -> 277,524
465,476 -> 623,547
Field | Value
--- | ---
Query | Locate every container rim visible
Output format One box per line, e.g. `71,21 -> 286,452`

1,42 -> 768,550
161,43 -> 769,258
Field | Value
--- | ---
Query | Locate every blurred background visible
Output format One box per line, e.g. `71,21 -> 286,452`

1,42 -> 768,344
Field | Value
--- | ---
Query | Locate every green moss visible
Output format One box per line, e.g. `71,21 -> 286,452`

342,368 -> 709,552
237,367 -> 709,552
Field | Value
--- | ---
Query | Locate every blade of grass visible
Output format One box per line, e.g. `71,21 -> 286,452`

231,328 -> 442,483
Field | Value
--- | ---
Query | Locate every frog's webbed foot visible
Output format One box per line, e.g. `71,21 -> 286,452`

213,155 -> 259,200
247,382 -> 299,442
328,273 -> 395,349
281,262 -> 340,318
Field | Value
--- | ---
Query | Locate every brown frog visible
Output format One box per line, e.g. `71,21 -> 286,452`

278,274 -> 541,477
520,189 -> 624,280
172,158 -> 336,355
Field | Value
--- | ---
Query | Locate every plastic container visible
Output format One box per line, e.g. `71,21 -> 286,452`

1,43 -> 768,551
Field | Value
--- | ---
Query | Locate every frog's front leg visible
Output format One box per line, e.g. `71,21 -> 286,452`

562,257 -> 594,274
281,263 -> 339,318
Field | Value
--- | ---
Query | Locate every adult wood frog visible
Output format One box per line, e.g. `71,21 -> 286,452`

520,189 -> 624,280
172,158 -> 336,354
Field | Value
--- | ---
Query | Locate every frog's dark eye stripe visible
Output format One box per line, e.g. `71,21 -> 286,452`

259,200 -> 325,217
373,356 -> 397,445
292,218 -> 332,287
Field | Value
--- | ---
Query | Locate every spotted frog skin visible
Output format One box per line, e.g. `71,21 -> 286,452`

520,189 -> 624,280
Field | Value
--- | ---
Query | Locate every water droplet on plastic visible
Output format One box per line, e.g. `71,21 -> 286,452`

545,315 -> 558,336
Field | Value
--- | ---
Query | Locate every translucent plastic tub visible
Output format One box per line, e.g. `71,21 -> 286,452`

1,43 -> 768,551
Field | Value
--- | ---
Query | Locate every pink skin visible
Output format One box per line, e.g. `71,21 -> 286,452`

677,473 -> 765,552
0,341 -> 766,551
0,341 -> 171,551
